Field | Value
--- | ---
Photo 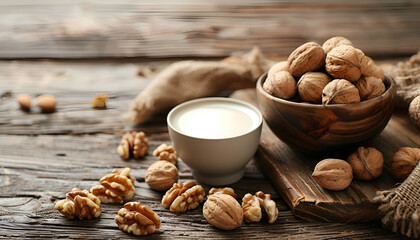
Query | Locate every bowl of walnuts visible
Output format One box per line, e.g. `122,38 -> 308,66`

256,36 -> 396,152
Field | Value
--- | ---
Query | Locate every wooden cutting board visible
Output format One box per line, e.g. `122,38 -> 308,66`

232,89 -> 420,223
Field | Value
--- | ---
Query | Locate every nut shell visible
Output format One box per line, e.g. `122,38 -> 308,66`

322,36 -> 353,53
409,95 -> 420,130
361,56 -> 385,81
297,72 -> 331,103
145,161 -> 179,191
16,94 -> 31,111
347,147 -> 384,180
355,76 -> 386,100
312,159 -> 353,191
325,45 -> 364,81
322,79 -> 361,105
37,94 -> 56,113
267,61 -> 289,78
288,42 -> 325,77
390,147 -> 420,182
263,70 -> 296,99
203,194 -> 243,230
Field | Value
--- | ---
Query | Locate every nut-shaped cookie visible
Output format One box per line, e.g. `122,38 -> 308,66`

347,147 -> 384,180
203,193 -> 243,230
355,76 -> 386,100
361,56 -> 385,81
322,36 -> 353,53
145,161 -> 179,191
312,159 -> 353,191
263,70 -> 296,99
322,79 -> 360,105
390,147 -> 420,182
409,95 -> 420,130
297,72 -> 331,103
325,45 -> 365,81
288,42 -> 325,77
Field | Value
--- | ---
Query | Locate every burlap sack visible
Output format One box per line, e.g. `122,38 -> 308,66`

374,163 -> 420,238
127,47 -> 274,124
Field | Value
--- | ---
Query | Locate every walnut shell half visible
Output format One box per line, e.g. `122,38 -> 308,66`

287,42 -> 326,77
322,79 -> 361,105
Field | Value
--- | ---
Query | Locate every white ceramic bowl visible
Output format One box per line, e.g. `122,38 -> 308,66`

167,97 -> 263,185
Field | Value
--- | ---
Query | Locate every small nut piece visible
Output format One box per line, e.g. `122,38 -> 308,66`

117,131 -> 149,159
297,72 -> 331,103
322,36 -> 353,54
312,159 -> 353,191
91,167 -> 136,203
267,61 -> 289,77
325,45 -> 365,81
288,42 -> 326,77
203,193 -> 243,230
409,95 -> 420,130
263,70 -> 296,99
90,94 -> 108,108
161,180 -> 205,212
361,56 -> 385,81
153,144 -> 177,164
255,191 -> 278,224
355,76 -> 386,100
322,79 -> 361,105
390,147 -> 420,182
16,94 -> 31,111
37,94 -> 56,113
115,201 -> 161,236
241,193 -> 262,223
347,147 -> 384,180
55,188 -> 101,220
208,187 -> 237,198
145,161 -> 179,191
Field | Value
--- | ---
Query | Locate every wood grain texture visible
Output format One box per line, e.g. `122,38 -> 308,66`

0,0 -> 419,59
232,88 -> 420,223
0,59 -> 408,239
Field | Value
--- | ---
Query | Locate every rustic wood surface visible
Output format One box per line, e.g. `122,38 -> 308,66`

1,0 -> 419,59
0,59 -> 410,239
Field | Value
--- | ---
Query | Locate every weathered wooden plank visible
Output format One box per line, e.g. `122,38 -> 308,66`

232,89 -> 420,223
0,0 -> 419,59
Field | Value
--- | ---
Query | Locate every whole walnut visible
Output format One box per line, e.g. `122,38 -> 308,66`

312,159 -> 353,191
347,147 -> 384,180
390,147 -> 420,182
263,70 -> 296,99
145,161 -> 179,191
322,36 -> 353,53
203,193 -> 243,230
409,95 -> 420,130
361,56 -> 385,81
325,45 -> 365,82
287,42 -> 326,77
322,79 -> 361,105
355,76 -> 386,100
268,61 -> 289,78
297,72 -> 331,103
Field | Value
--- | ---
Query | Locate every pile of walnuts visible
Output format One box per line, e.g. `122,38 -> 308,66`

264,36 -> 386,105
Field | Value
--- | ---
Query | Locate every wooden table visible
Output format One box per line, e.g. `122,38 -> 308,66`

0,59 -> 412,239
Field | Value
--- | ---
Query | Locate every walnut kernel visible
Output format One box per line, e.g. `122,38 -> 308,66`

288,42 -> 326,77
409,95 -> 420,130
390,147 -> 420,182
312,159 -> 353,191
322,36 -> 353,54
325,45 -> 365,81
16,94 -> 31,111
115,201 -> 161,236
37,94 -> 56,113
208,187 -> 237,198
91,167 -> 136,203
255,191 -> 278,224
263,70 -> 296,99
161,180 -> 205,212
241,193 -> 262,223
133,132 -> 149,159
90,94 -> 108,108
203,193 -> 243,230
55,188 -> 101,220
322,79 -> 361,105
145,161 -> 179,191
117,131 -> 149,159
355,76 -> 386,100
153,144 -> 177,164
297,72 -> 331,103
347,147 -> 384,180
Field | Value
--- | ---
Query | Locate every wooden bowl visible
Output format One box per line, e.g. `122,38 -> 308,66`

256,73 -> 396,152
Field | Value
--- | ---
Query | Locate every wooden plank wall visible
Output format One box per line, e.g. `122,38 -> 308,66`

0,0 -> 419,59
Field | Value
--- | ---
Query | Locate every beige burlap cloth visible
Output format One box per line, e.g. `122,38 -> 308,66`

374,163 -> 420,238
127,47 -> 273,124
